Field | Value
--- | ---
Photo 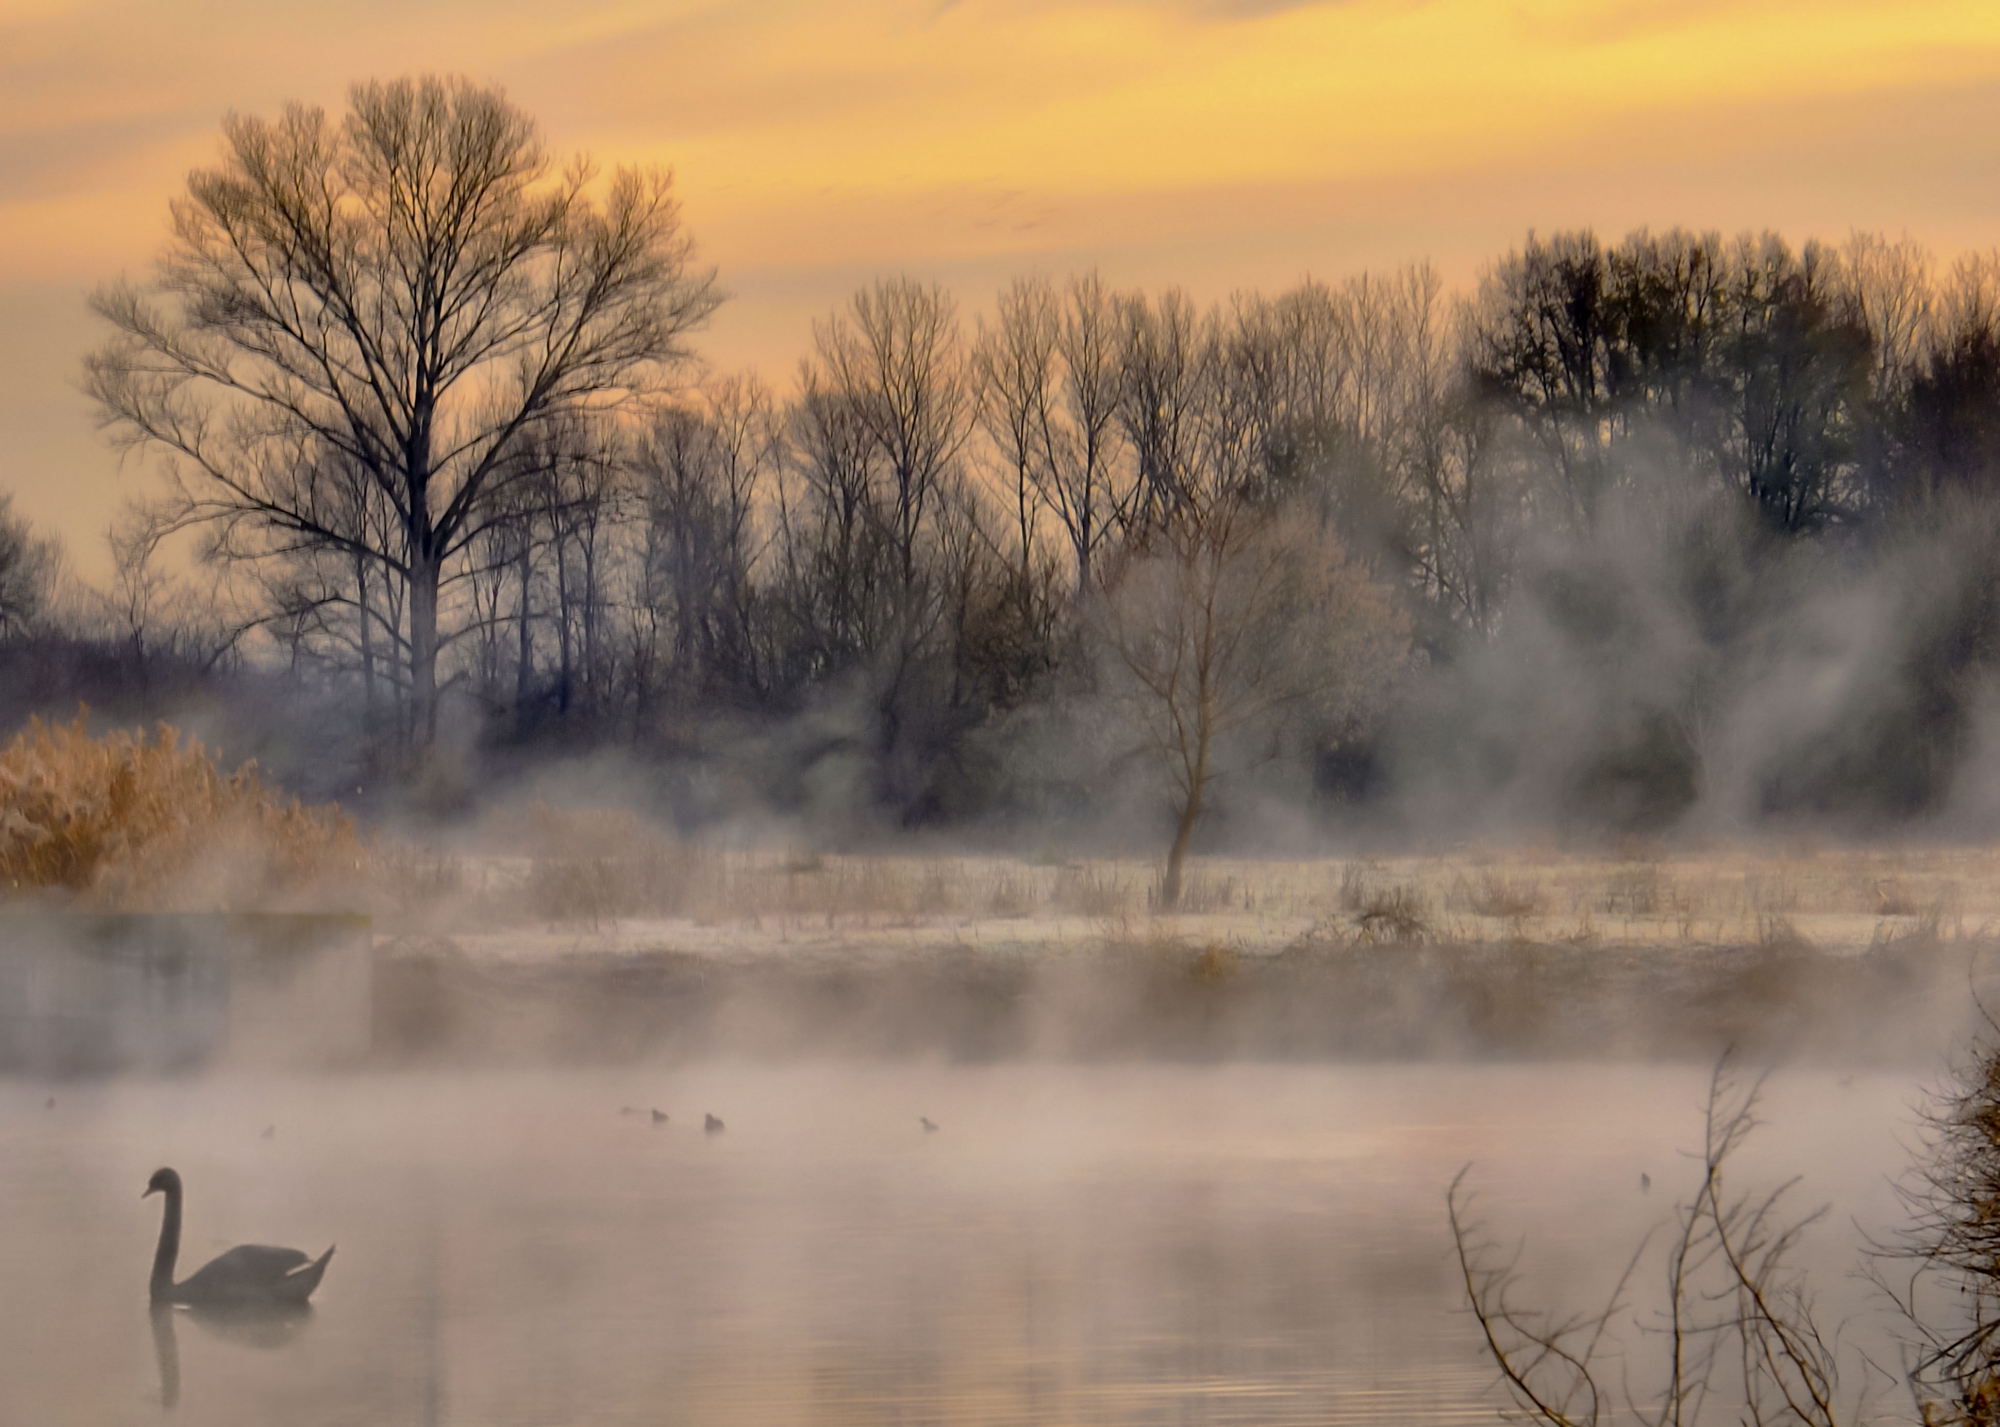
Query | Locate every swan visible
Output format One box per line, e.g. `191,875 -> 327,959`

144,1168 -> 333,1307
920,1117 -> 939,1133
651,1109 -> 669,1125
704,1114 -> 725,1133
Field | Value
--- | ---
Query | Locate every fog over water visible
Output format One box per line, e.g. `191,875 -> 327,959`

0,1062 -> 1914,1425
6,36 -> 2000,1427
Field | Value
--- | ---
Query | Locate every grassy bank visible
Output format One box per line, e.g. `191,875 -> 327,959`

370,923 -> 1989,1067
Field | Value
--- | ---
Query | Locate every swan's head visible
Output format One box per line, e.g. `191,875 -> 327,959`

143,1167 -> 181,1199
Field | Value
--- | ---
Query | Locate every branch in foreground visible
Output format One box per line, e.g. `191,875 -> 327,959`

1450,1058 -> 1847,1427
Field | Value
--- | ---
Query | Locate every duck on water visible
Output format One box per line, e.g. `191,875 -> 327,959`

144,1168 -> 334,1307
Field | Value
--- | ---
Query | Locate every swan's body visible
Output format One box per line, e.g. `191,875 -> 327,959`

144,1168 -> 332,1307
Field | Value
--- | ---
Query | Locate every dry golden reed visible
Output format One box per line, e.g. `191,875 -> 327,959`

0,714 -> 357,909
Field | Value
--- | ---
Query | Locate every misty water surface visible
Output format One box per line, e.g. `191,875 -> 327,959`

0,1063 -> 1915,1426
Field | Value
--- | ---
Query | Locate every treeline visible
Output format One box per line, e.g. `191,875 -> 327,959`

21,79 -> 2000,840
0,495 -> 281,776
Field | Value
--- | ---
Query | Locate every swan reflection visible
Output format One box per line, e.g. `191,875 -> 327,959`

150,1300 -> 314,1410
149,1306 -> 177,1410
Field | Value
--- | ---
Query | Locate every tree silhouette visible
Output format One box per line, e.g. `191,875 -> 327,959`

85,75 -> 719,751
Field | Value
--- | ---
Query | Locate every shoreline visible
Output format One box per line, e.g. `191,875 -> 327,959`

370,926 -> 1992,1068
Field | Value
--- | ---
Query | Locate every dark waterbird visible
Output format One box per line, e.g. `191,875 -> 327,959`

704,1113 -> 725,1133
920,1117 -> 940,1133
144,1168 -> 333,1306
651,1109 -> 669,1125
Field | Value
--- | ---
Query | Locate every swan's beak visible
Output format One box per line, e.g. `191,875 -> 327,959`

142,1185 -> 156,1198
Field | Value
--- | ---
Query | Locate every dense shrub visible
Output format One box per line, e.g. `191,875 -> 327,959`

0,714 -> 357,909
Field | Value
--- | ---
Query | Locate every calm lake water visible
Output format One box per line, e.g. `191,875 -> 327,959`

0,1062 -> 1919,1426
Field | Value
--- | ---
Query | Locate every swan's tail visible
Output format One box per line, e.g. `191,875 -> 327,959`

280,1245 -> 334,1304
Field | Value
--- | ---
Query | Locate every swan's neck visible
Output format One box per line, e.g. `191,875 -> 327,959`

150,1186 -> 180,1303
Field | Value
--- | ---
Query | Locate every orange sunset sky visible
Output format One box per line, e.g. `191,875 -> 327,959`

4,0 -> 2000,575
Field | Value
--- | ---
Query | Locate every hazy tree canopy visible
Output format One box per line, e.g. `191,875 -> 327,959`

1471,228 -> 1876,534
1095,499 -> 1408,906
84,75 -> 720,751
53,184 -> 2000,839
0,494 -> 59,640
1892,253 -> 2000,507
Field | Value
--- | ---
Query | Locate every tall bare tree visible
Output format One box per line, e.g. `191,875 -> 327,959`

520,416 -> 624,724
85,75 -> 719,750
1724,234 -> 1873,533
1118,289 -> 1215,531
1893,251 -> 2000,506
810,279 -> 973,592
1840,231 -> 1932,409
630,375 -> 777,720
1471,231 -> 1619,529
777,369 -> 896,676
975,272 -> 1130,592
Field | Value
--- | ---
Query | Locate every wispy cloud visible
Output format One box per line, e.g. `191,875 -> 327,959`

3,0 -> 1996,284
0,109 -> 210,204
7,0 -> 2000,563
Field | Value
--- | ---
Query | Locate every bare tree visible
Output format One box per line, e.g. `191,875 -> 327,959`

1118,289 -> 1215,531
1724,234 -> 1873,533
85,75 -> 719,751
245,448 -> 410,733
776,368 -> 897,677
975,272 -> 1130,592
630,375 -> 777,722
1094,495 -> 1405,908
0,495 -> 60,641
520,417 -> 623,724
1890,252 -> 2000,507
1471,231 -> 1619,529
810,279 -> 973,592
1209,265 -> 1471,585
1408,373 -> 1529,642
94,511 -> 244,686
1840,232 -> 1933,410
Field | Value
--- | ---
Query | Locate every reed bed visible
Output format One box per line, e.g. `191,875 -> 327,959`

7,716 -> 1997,955
0,715 -> 359,910
379,829 -> 2000,961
